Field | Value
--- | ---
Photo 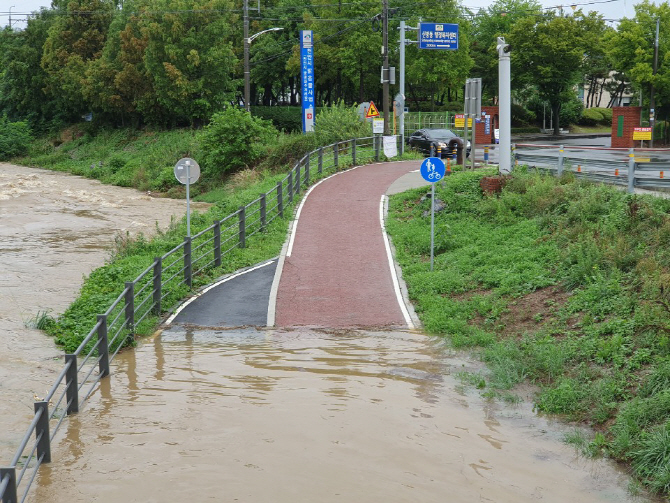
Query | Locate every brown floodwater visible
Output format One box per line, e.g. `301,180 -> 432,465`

0,162 -> 208,461
29,327 -> 650,503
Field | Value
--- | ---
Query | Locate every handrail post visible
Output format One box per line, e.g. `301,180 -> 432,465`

288,172 -> 293,203
0,468 -> 17,503
97,314 -> 110,378
124,282 -> 134,335
334,143 -> 339,170
238,206 -> 246,248
277,182 -> 283,218
628,148 -> 635,194
65,354 -> 79,414
213,221 -> 222,267
304,156 -> 310,187
183,237 -> 192,288
295,165 -> 301,195
260,193 -> 267,232
352,138 -> 357,165
557,144 -> 564,177
318,147 -> 323,174
34,401 -> 51,463
152,257 -> 162,314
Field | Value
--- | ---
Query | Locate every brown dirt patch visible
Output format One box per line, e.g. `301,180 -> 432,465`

498,287 -> 571,337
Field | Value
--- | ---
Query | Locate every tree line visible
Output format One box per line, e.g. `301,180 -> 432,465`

0,0 -> 668,133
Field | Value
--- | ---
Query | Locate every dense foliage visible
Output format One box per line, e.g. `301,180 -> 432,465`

0,116 -> 32,160
387,169 -> 670,496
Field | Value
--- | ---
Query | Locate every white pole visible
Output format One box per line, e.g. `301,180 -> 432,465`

430,182 -> 435,271
400,21 -> 405,154
497,37 -> 511,174
186,160 -> 191,238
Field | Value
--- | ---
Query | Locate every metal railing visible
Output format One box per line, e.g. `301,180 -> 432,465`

514,144 -> 670,193
0,135 -> 401,503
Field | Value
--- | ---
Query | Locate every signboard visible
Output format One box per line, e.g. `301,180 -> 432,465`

419,23 -> 459,50
420,157 -> 445,183
454,115 -> 472,128
633,127 -> 652,141
300,30 -> 315,133
365,101 -> 380,118
372,118 -> 384,134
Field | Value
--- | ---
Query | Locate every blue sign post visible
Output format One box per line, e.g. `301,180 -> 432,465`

300,30 -> 315,132
419,23 -> 459,50
420,157 -> 446,271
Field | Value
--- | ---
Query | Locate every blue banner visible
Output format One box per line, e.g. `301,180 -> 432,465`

300,30 -> 315,133
419,23 -> 459,50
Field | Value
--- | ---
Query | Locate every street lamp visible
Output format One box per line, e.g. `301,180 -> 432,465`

244,27 -> 284,112
8,5 -> 15,28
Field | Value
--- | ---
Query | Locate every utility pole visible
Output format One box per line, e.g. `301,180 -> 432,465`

243,0 -> 250,112
650,17 -> 660,148
497,37 -> 511,174
382,0 -> 390,135
399,21 -> 406,153
8,5 -> 14,28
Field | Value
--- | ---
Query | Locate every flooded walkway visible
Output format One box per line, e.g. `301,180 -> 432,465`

31,328 -> 639,502
0,163 -> 207,460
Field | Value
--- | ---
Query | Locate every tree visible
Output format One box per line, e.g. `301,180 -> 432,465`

510,12 -> 586,134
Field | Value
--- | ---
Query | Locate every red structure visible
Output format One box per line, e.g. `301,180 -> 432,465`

611,106 -> 642,148
475,106 -> 499,144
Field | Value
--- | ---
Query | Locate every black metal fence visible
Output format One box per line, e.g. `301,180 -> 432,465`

0,135 -> 401,503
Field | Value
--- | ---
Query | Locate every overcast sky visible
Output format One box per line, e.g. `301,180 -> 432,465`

0,0 -> 650,29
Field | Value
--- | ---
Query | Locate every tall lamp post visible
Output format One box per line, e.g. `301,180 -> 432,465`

8,5 -> 15,28
244,26 -> 284,112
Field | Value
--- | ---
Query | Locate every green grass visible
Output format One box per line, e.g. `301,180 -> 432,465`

386,167 -> 670,496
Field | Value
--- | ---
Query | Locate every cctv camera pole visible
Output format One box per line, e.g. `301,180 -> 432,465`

497,37 -> 511,174
382,0 -> 390,135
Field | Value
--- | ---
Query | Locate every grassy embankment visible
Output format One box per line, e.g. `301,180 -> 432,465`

386,168 -> 670,496
16,127 -> 420,353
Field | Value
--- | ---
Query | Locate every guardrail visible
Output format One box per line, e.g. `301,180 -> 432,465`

0,135 -> 401,503
514,144 -> 670,193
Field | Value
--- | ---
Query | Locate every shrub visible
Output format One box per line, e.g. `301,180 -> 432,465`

511,104 -> 536,126
0,116 -> 33,160
251,106 -> 304,133
579,108 -> 605,126
559,97 -> 584,127
313,100 -> 371,145
261,132 -> 320,171
199,107 -> 278,178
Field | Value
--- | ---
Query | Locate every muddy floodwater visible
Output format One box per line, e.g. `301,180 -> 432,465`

0,162 -> 208,461
30,328 -> 646,502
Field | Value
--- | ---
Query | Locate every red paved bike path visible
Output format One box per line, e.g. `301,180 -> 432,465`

274,161 -> 419,328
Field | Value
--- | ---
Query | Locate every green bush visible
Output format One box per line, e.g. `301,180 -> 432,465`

559,97 -> 584,127
313,101 -> 371,145
199,107 -> 278,178
0,116 -> 33,160
261,132 -> 320,171
594,107 -> 613,124
579,108 -> 605,126
511,104 -> 536,126
251,106 -> 305,133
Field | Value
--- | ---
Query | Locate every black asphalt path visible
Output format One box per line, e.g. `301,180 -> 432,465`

171,261 -> 277,327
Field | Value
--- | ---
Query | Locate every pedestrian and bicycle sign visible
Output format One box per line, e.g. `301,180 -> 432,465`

420,157 -> 445,183
419,23 -> 459,50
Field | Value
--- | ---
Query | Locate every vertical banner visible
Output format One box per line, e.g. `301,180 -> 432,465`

300,30 -> 315,133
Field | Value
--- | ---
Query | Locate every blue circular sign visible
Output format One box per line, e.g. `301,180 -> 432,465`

420,157 -> 446,183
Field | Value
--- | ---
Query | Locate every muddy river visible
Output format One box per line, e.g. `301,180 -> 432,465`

1,162 -> 654,502
0,162 -> 207,461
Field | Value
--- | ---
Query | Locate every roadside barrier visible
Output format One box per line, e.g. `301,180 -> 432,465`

0,135 -> 402,503
514,144 -> 670,193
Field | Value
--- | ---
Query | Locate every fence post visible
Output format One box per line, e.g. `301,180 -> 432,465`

352,138 -> 357,166
557,144 -> 564,177
97,314 -> 110,378
260,193 -> 267,232
183,237 -> 192,288
318,147 -> 323,174
213,222 -> 221,267
152,257 -> 162,315
375,136 -> 380,161
277,182 -> 284,218
295,165 -> 301,195
628,148 -> 635,194
334,143 -> 339,170
304,156 -> 310,186
238,206 -> 246,248
34,401 -> 51,463
0,468 -> 17,503
288,172 -> 293,203
64,354 -> 79,414
124,282 -> 134,334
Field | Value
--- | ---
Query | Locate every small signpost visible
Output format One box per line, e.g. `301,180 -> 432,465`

420,157 -> 446,271
633,127 -> 652,141
174,157 -> 201,237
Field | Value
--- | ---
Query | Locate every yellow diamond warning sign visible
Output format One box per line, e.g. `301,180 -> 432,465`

365,101 -> 380,118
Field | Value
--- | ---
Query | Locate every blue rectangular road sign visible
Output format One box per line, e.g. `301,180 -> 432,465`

300,30 -> 315,133
419,23 -> 458,50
